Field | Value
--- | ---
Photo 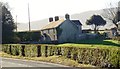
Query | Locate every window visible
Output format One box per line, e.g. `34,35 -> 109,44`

54,35 -> 56,40
53,28 -> 55,34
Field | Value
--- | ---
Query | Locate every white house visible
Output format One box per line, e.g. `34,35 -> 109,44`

40,14 -> 82,43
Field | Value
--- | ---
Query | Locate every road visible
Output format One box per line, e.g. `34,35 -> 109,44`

0,58 -> 89,69
1,57 -> 68,67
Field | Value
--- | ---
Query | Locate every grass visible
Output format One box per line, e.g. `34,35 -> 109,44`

56,39 -> 120,49
57,43 -> 119,49
75,39 -> 120,46
6,39 -> 119,48
104,40 -> 120,45
0,52 -> 93,67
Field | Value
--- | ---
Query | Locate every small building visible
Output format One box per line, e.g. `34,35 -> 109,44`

105,27 -> 118,38
40,14 -> 82,43
117,21 -> 120,30
117,21 -> 120,35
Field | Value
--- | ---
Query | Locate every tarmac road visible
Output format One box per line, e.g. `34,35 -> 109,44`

0,57 -> 94,69
1,58 -> 78,69
1,57 -> 68,67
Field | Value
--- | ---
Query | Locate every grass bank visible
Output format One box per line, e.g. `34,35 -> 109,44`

0,52 -> 93,67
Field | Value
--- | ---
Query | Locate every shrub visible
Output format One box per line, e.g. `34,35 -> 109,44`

2,44 -> 120,67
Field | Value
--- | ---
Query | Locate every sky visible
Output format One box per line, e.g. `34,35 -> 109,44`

1,0 -> 120,23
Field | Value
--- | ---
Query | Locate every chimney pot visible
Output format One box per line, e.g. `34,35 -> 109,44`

49,17 -> 53,22
55,16 -> 59,21
65,13 -> 70,20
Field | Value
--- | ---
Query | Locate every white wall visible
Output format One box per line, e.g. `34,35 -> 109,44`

58,19 -> 78,43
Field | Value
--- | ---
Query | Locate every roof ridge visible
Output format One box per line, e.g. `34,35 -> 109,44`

41,19 -> 65,30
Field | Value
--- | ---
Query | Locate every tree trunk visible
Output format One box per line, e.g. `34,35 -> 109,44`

94,25 -> 97,33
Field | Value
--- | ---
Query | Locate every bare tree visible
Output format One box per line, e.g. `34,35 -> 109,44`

102,2 -> 120,28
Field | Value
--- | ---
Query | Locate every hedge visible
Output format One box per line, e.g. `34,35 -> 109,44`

2,44 -> 120,67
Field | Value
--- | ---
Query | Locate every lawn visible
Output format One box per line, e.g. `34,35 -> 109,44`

56,39 -> 120,49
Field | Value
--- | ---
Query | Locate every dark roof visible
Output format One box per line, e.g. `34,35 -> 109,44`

111,27 -> 117,31
71,20 -> 82,25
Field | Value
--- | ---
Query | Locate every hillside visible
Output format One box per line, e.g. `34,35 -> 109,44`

17,19 -> 48,31
17,9 -> 117,31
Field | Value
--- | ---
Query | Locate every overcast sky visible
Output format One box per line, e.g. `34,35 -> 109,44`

1,0 -> 119,23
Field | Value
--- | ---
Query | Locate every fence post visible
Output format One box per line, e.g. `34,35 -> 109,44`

45,46 -> 48,57
58,47 -> 62,55
49,46 -> 52,56
56,47 -> 61,55
67,50 -> 71,58
9,45 -> 12,55
37,45 -> 41,57
21,45 -> 25,56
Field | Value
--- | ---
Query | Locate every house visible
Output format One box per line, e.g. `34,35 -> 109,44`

104,22 -> 120,38
104,27 -> 119,38
40,14 -> 82,43
117,21 -> 120,35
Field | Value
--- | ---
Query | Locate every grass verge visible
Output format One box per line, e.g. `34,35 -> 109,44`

0,52 -> 93,67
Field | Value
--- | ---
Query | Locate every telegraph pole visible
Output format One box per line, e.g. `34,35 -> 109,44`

28,3 -> 31,32
118,1 -> 120,22
28,3 -> 32,41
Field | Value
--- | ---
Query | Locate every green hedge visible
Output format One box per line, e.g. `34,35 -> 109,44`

2,44 -> 120,67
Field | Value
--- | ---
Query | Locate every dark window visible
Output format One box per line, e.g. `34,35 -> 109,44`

54,35 -> 56,40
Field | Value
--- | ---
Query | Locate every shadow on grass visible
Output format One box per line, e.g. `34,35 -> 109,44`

75,39 -> 120,47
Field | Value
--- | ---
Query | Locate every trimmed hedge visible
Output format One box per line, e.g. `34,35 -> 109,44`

2,44 -> 120,67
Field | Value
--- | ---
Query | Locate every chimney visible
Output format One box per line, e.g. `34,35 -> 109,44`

49,17 -> 53,22
55,16 -> 59,21
65,13 -> 70,20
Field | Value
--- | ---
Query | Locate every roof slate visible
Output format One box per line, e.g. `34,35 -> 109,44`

71,20 -> 82,25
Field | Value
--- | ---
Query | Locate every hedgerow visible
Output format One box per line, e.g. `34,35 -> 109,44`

2,44 -> 120,67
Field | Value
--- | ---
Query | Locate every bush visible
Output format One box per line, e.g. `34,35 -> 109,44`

2,44 -> 120,67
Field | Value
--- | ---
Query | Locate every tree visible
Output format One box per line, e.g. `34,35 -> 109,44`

0,3 -> 2,44
86,15 -> 106,33
102,1 -> 120,28
1,2 -> 16,43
